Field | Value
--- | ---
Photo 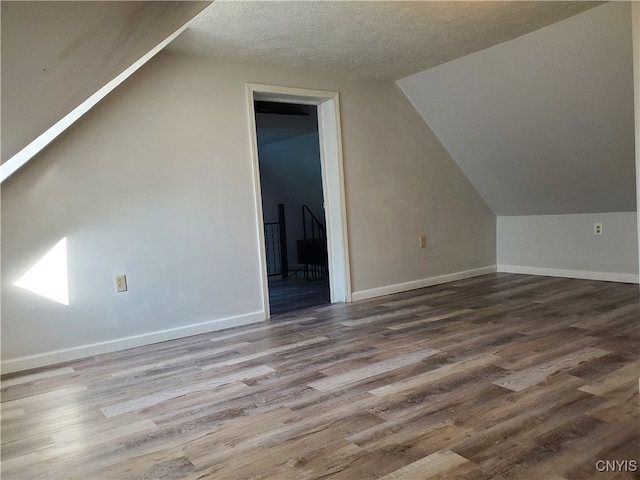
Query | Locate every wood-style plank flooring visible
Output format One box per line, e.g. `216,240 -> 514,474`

1,273 -> 639,479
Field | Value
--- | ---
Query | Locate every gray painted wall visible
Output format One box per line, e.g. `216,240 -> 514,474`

0,1 -> 208,164
634,2 -> 640,278
498,213 -> 639,283
397,2 -> 635,216
397,1 -> 638,286
1,52 -> 495,372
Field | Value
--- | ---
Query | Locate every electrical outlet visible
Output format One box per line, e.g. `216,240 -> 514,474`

115,274 -> 128,293
419,235 -> 427,248
594,223 -> 603,236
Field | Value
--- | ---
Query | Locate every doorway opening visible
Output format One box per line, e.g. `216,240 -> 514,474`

255,101 -> 329,315
248,84 -> 351,318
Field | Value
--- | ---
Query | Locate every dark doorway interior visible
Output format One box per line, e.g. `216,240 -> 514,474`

254,101 -> 331,316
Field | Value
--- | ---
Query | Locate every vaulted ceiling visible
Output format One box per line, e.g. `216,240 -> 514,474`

398,2 -> 635,215
1,1 -> 209,164
2,1 -> 635,218
168,1 -> 633,216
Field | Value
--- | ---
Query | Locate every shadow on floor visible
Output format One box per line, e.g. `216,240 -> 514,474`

268,276 -> 330,316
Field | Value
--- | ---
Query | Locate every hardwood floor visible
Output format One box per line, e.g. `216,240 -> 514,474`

268,276 -> 330,316
1,273 -> 638,479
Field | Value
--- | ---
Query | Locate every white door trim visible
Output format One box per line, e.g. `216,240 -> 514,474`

246,83 -> 352,318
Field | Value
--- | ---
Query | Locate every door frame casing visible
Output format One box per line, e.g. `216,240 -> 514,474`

246,83 -> 352,318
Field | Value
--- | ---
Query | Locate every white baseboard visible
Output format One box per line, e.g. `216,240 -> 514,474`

1,311 -> 265,375
497,264 -> 640,284
350,266 -> 497,302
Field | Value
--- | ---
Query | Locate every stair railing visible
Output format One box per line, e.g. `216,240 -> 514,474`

264,204 -> 288,279
300,205 -> 328,281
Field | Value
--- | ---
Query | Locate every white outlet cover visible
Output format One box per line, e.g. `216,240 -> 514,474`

593,223 -> 603,235
115,275 -> 128,292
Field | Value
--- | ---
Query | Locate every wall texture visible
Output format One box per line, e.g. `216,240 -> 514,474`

634,2 -> 640,276
1,1 -> 209,163
497,213 -> 639,283
1,52 -> 496,372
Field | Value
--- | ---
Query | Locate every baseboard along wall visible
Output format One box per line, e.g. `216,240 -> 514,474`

1,311 -> 265,375
497,264 -> 639,284
350,266 -> 497,302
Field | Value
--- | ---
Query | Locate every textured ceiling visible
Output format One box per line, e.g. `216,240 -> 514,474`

167,1 -> 601,81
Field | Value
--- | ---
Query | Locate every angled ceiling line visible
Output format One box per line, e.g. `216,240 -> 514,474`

0,21 -> 190,184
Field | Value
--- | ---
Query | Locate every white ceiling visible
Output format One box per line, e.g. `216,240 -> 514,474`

398,2 -> 635,216
167,1 -> 601,81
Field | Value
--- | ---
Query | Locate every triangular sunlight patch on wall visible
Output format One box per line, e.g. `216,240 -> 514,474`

15,238 -> 69,305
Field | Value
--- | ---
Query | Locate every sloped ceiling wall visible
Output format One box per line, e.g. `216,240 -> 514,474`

3,1 -> 633,218
1,1 -> 209,164
398,2 -> 635,216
